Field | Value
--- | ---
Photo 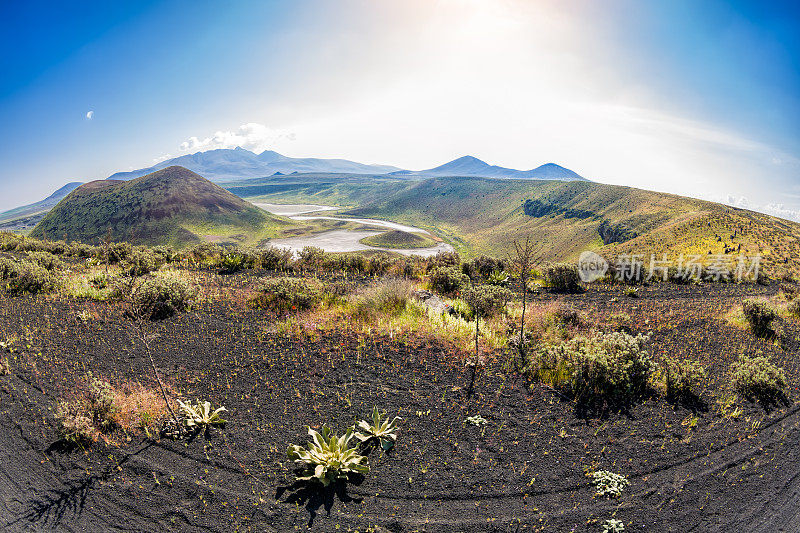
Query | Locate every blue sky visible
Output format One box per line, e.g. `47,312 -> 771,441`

1,0 -> 799,219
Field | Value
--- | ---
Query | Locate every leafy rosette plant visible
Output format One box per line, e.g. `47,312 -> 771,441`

356,407 -> 402,450
288,425 -> 369,486
178,399 -> 227,432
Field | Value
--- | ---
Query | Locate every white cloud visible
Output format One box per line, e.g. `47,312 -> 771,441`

700,192 -> 800,222
177,123 -> 295,154
86,110 -> 94,120
763,203 -> 800,222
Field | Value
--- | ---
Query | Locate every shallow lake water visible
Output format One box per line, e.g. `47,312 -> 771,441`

251,202 -> 337,216
256,203 -> 454,256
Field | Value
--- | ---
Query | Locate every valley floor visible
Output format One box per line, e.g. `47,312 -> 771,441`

0,277 -> 799,532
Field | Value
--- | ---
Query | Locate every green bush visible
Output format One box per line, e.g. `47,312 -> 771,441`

0,258 -> 57,295
120,248 -> 162,277
729,354 -> 786,402
218,252 -> 246,274
742,298 -> 778,337
525,332 -> 655,402
151,245 -> 177,263
463,255 -> 506,278
353,278 -> 414,319
89,273 -> 109,289
251,277 -> 325,313
26,251 -> 65,271
298,246 -> 325,271
429,266 -> 470,296
96,242 -> 133,264
65,242 -> 97,258
132,275 -> 197,319
661,357 -> 706,400
55,373 -> 118,444
462,284 -> 512,319
259,247 -> 295,272
544,263 -> 583,293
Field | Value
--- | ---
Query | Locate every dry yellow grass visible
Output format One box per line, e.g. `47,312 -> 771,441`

112,381 -> 177,438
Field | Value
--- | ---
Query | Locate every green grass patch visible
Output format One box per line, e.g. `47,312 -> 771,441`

359,230 -> 436,249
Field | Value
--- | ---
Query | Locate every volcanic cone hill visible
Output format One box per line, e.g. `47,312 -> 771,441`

30,166 -> 289,246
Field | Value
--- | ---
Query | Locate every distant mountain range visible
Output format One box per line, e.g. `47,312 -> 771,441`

0,148 -> 586,223
391,156 -> 585,181
106,148 -> 585,183
106,147 -> 404,182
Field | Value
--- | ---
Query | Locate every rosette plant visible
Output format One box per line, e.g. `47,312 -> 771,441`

287,425 -> 369,486
356,407 -> 402,450
178,399 -> 227,432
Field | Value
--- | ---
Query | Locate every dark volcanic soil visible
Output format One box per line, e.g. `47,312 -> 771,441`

0,279 -> 799,532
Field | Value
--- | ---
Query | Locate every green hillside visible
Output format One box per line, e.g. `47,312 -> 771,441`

224,173 -> 414,208
230,174 -> 800,275
30,166 -> 299,247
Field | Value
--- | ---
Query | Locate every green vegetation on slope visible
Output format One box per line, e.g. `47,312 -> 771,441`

31,166 -> 302,247
223,173 -> 415,209
359,230 -> 437,249
229,173 -> 800,275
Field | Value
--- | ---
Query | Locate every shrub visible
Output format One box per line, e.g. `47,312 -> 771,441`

742,298 -> 778,337
120,248 -> 162,277
108,242 -> 133,263
215,249 -> 262,274
590,470 -> 630,498
0,258 -> 57,295
661,357 -> 706,401
55,400 -> 95,444
298,246 -> 325,271
287,426 -> 369,486
65,242 -> 97,258
89,273 -> 109,289
450,298 -> 474,321
428,251 -> 461,271
132,274 -> 197,319
26,251 -> 64,271
525,332 -> 655,402
251,277 -> 325,313
151,245 -> 177,264
352,278 -> 414,319
429,266 -> 469,296
463,255 -> 506,278
259,246 -> 295,272
218,252 -> 246,274
462,284 -> 512,319
729,354 -> 786,402
55,373 -> 118,443
544,263 -> 583,293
